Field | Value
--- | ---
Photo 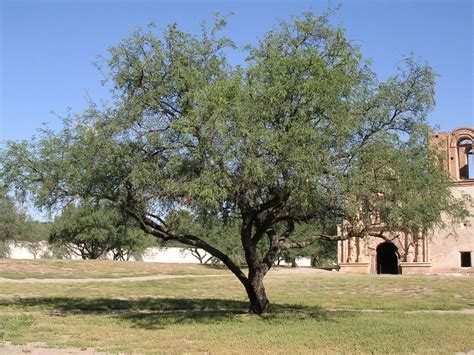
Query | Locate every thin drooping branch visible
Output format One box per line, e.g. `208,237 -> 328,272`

278,219 -> 295,241
127,207 -> 249,284
281,233 -> 351,250
282,221 -> 404,251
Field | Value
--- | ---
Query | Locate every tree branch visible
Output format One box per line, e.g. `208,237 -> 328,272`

281,233 -> 350,250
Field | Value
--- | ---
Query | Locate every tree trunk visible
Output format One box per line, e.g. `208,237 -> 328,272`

243,268 -> 271,314
140,211 -> 273,314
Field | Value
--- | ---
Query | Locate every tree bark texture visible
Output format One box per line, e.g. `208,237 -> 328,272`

243,267 -> 271,314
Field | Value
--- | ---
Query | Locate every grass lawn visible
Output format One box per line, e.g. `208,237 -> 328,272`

0,260 -> 473,354
0,259 -> 228,279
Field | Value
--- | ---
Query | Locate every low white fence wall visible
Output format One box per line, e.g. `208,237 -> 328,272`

140,247 -> 211,264
7,241 -> 54,260
4,241 -> 312,266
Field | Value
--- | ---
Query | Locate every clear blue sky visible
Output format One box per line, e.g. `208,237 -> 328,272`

1,0 -> 473,142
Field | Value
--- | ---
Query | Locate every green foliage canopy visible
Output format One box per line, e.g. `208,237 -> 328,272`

166,211 -> 245,266
0,190 -> 52,258
49,203 -> 155,260
0,191 -> 26,242
0,191 -> 27,257
1,11 -> 467,313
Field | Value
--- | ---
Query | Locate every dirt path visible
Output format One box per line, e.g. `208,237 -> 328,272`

0,267 -> 332,284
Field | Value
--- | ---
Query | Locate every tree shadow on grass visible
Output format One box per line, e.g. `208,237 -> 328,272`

115,302 -> 339,330
0,297 -> 344,329
0,297 -> 247,313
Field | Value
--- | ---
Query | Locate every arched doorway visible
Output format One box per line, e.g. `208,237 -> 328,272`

376,242 -> 399,274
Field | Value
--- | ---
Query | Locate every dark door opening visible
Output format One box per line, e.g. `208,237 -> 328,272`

460,252 -> 472,267
376,242 -> 399,274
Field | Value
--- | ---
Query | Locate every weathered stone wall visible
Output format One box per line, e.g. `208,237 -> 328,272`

429,184 -> 474,273
338,127 -> 474,274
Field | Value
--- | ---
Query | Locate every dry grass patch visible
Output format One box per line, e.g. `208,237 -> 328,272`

0,259 -> 228,279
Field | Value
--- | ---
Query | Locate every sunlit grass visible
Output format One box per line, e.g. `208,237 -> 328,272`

0,259 -> 473,353
0,259 -> 227,279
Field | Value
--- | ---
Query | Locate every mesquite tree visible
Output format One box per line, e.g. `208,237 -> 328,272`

0,190 -> 28,257
1,12 -> 467,314
49,203 -> 155,260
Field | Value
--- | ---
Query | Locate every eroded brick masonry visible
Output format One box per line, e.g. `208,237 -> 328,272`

338,127 -> 474,274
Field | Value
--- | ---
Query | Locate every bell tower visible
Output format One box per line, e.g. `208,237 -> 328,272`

433,127 -> 474,183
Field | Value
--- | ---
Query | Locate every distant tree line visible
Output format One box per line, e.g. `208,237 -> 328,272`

0,190 -> 51,258
0,191 -> 157,260
1,191 -> 336,264
166,211 -> 336,268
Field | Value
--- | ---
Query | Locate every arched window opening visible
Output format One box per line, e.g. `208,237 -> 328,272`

458,138 -> 473,180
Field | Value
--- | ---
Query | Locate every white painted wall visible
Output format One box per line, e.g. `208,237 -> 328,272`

8,243 -> 44,259
139,247 -> 212,263
294,257 -> 311,267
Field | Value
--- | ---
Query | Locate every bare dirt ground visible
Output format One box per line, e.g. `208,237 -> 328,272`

0,342 -> 108,354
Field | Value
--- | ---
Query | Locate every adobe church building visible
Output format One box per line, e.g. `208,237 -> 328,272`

338,127 -> 474,274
